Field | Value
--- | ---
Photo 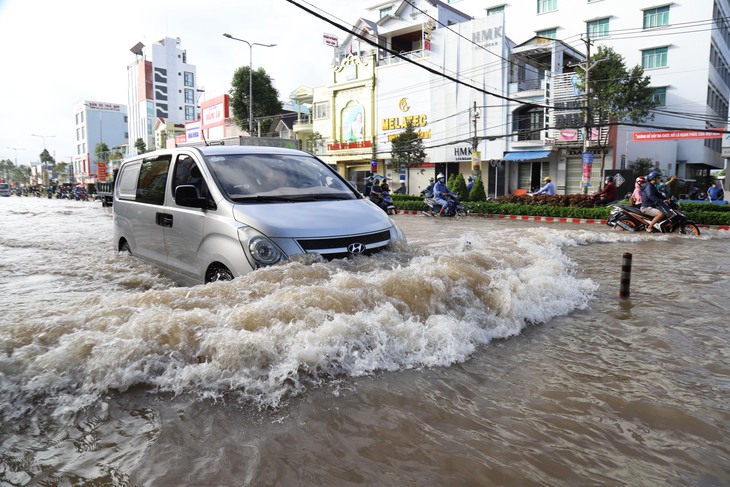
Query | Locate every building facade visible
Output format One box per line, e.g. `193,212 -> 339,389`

127,37 -> 199,155
72,100 -> 128,182
450,0 -> 730,181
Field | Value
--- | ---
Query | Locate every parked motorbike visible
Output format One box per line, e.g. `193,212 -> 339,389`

422,195 -> 467,218
606,198 -> 700,236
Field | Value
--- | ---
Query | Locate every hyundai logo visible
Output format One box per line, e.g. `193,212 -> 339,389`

347,243 -> 365,255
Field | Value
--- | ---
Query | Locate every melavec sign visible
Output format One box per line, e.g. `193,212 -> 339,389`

633,130 -> 723,141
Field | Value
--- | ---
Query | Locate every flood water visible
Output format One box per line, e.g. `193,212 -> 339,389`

1,196 -> 729,486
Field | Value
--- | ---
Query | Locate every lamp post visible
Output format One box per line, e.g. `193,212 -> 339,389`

31,133 -> 55,186
223,33 -> 276,136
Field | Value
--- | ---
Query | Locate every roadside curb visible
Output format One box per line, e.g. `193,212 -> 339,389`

395,210 -> 730,231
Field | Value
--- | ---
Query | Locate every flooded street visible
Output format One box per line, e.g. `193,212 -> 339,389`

1,196 -> 729,486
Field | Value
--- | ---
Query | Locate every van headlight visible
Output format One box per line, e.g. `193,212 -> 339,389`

238,227 -> 286,267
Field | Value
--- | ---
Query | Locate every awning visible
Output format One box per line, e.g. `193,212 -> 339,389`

502,150 -> 552,161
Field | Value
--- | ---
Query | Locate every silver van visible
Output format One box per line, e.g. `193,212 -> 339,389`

113,145 -> 405,285
0,182 -> 11,197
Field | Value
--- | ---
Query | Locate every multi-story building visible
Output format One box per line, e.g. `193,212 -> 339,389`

451,0 -> 730,183
72,100 -> 128,182
298,0 -> 728,195
127,37 -> 199,155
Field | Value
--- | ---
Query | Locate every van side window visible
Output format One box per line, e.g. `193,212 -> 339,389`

172,155 -> 205,197
136,156 -> 171,205
117,162 -> 141,200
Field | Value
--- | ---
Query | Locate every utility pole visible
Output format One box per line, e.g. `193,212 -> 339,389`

471,101 -> 482,189
576,34 -> 597,194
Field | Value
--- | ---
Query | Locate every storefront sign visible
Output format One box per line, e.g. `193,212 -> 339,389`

328,140 -> 372,151
632,130 -> 723,141
381,114 -> 428,130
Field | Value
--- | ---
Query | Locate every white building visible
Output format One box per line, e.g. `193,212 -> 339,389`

446,0 -> 730,181
72,100 -> 128,182
127,37 -> 200,155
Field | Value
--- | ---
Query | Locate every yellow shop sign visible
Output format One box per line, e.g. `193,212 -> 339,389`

381,114 -> 428,130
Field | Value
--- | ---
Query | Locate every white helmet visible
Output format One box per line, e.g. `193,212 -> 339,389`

436,173 -> 445,180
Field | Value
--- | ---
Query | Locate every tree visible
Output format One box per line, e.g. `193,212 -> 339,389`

0,158 -> 13,182
575,46 -> 657,186
134,138 -> 147,154
452,173 -> 469,201
469,174 -> 487,201
628,157 -> 657,178
95,142 -> 110,163
390,120 -> 427,192
230,66 -> 282,135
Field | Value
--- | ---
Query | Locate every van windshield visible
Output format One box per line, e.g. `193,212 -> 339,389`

204,153 -> 358,202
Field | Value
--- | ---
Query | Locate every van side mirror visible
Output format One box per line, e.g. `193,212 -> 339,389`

175,185 -> 208,209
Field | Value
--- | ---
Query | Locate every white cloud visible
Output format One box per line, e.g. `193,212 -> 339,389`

0,0 -> 365,165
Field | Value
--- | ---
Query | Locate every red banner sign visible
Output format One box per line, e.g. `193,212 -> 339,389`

633,130 -> 723,141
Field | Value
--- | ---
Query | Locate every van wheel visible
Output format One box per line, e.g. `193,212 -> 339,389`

206,265 -> 234,283
119,241 -> 131,254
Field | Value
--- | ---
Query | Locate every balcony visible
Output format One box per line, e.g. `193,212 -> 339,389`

508,78 -> 546,99
293,115 -> 312,135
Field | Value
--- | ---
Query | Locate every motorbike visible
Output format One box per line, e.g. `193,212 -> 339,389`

606,197 -> 700,236
422,194 -> 468,218
369,190 -> 396,215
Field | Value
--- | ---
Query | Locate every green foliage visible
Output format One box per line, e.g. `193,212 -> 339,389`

230,66 -> 282,134
452,174 -> 468,201
628,157 -> 657,178
389,121 -> 426,169
390,195 -> 730,225
446,173 -> 456,191
95,142 -> 110,163
134,138 -> 147,154
469,174 -> 487,202
39,149 -> 55,166
575,45 -> 656,125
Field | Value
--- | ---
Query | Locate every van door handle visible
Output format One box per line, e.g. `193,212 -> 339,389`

156,212 -> 173,227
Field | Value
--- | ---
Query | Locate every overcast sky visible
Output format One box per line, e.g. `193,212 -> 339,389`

0,0 -> 368,166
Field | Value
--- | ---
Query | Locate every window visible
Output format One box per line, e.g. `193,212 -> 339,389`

136,156 -> 171,205
185,89 -> 194,104
537,0 -> 557,14
587,18 -> 609,38
643,6 -> 669,29
487,5 -> 505,15
379,6 -> 392,19
642,47 -> 668,69
185,106 -> 196,121
314,102 -> 329,119
536,28 -> 557,39
184,71 -> 194,87
651,87 -> 667,106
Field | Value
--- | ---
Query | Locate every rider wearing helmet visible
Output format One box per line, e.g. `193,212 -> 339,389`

641,171 -> 669,232
432,173 -> 454,216
592,175 -> 617,206
466,175 -> 474,192
534,176 -> 555,195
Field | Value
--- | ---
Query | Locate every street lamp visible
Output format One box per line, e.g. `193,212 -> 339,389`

223,33 -> 276,136
6,146 -> 25,166
31,133 -> 55,186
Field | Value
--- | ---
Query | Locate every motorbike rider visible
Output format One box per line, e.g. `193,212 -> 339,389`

592,176 -> 617,206
432,173 -> 455,216
641,171 -> 669,232
421,177 -> 435,198
369,178 -> 384,208
534,176 -> 555,195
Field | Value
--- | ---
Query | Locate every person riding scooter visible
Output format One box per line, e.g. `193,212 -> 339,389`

641,171 -> 670,233
432,173 -> 455,217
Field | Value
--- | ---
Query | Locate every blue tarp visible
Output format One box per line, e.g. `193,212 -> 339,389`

502,151 -> 552,161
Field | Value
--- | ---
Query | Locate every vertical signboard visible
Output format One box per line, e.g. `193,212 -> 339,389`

582,152 -> 594,188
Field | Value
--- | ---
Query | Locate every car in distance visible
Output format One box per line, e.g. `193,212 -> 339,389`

0,182 -> 11,197
113,145 -> 405,285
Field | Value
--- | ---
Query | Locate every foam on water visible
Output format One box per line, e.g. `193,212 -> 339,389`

1,227 -> 602,417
